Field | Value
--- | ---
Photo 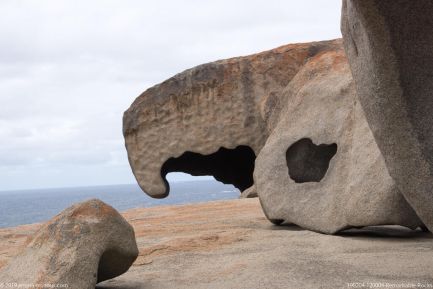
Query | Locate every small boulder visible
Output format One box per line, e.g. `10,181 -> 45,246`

0,199 -> 138,289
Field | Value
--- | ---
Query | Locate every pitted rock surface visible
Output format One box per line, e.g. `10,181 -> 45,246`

123,40 -> 341,198
124,39 -> 424,234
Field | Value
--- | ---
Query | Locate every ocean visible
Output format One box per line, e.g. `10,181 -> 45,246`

0,180 -> 239,228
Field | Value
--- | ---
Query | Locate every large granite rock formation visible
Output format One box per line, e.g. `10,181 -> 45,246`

254,42 -> 421,233
123,40 -> 331,198
0,199 -> 138,288
123,39 -> 424,234
341,0 -> 433,232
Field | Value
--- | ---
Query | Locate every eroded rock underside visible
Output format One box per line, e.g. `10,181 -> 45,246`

123,38 -> 425,234
123,40 -> 331,198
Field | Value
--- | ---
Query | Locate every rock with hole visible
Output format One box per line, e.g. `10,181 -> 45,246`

255,44 -> 422,233
123,40 -> 343,198
123,39 -> 424,234
0,199 -> 138,288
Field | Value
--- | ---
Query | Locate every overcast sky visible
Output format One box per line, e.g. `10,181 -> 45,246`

0,0 -> 342,191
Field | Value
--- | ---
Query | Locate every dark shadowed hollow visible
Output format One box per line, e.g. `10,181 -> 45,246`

98,249 -> 134,283
286,138 -> 337,183
161,146 -> 256,192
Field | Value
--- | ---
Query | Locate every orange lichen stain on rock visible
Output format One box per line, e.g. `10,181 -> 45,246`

306,48 -> 348,72
0,199 -> 264,272
331,52 -> 349,70
127,200 -> 263,239
0,260 -> 6,270
125,199 -> 264,267
70,199 -> 118,220
237,41 -> 314,87
133,230 -> 250,266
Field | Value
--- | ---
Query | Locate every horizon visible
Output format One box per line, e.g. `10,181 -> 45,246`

0,172 -> 215,193
0,0 -> 342,191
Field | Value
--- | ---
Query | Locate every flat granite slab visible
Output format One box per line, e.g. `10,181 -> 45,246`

1,199 -> 432,289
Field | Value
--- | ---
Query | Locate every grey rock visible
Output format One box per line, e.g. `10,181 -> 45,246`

255,45 -> 422,233
341,0 -> 433,231
123,39 -> 423,234
123,40 -> 341,198
0,199 -> 138,288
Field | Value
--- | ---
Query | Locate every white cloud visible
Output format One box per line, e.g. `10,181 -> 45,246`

0,0 -> 342,190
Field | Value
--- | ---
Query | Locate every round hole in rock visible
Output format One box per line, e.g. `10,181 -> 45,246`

286,138 -> 337,183
161,145 -> 256,193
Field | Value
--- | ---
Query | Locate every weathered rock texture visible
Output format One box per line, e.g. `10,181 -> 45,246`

123,40 -> 337,198
124,39 -> 424,234
254,43 -> 422,233
0,199 -> 138,288
341,0 -> 433,232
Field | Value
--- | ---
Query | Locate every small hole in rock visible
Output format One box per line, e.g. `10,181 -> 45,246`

286,138 -> 337,183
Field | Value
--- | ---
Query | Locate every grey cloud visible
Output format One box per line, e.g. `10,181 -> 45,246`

0,0 -> 342,190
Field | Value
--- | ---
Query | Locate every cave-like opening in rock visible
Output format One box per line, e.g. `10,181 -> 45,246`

161,145 -> 256,193
286,138 -> 337,183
